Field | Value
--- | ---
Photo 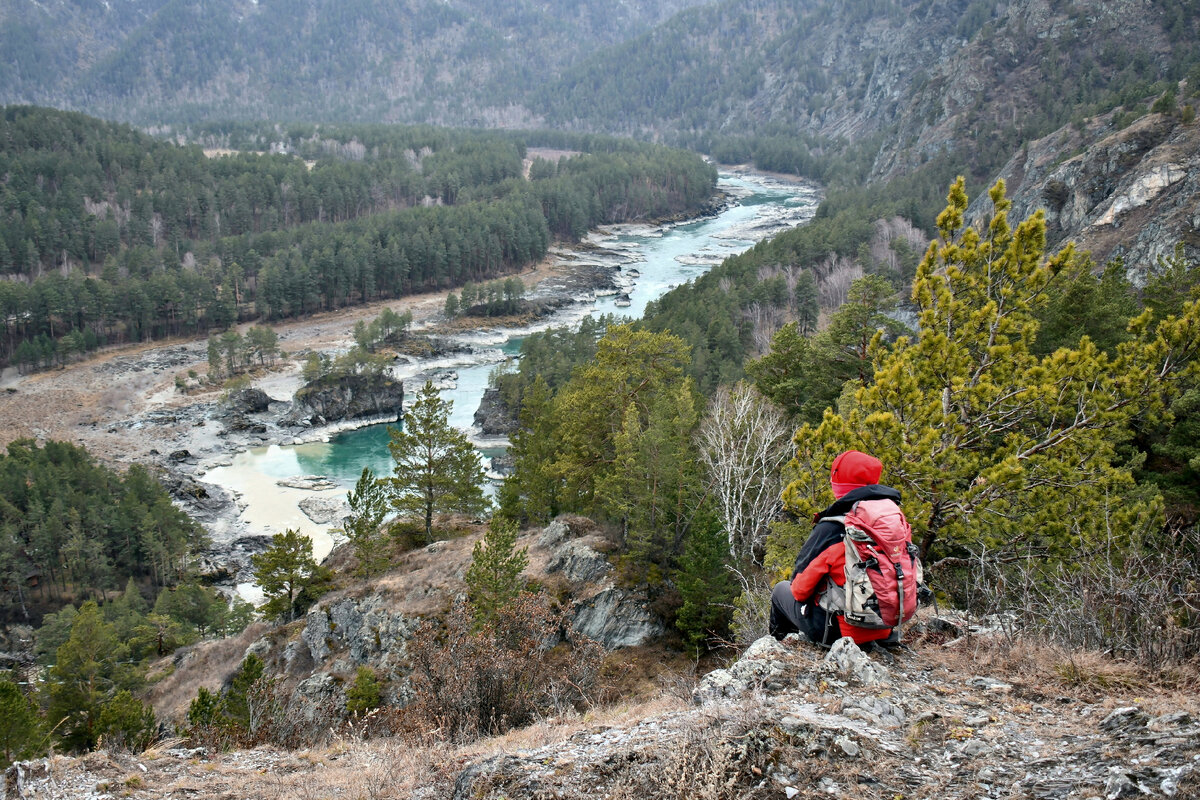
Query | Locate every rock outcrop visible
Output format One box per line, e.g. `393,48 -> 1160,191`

282,374 -> 404,428
452,635 -> 1200,799
8,632 -> 1200,799
534,517 -> 666,650
969,112 -> 1200,276
223,388 -> 274,415
294,594 -> 418,706
472,387 -> 517,435
189,517 -> 664,731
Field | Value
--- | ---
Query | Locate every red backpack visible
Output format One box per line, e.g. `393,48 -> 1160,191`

818,499 -> 922,633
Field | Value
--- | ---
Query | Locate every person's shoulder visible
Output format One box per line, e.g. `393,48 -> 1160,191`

859,484 -> 903,504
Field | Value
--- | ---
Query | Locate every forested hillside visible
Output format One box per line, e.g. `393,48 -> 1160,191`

4,0 -> 1199,195
0,107 -> 716,368
0,0 -> 707,124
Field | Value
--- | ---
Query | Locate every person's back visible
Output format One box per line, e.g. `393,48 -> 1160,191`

770,450 -> 916,646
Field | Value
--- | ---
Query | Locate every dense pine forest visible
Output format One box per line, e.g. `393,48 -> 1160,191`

0,107 -> 716,369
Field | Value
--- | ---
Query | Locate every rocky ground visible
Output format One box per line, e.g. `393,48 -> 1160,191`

7,627 -> 1197,800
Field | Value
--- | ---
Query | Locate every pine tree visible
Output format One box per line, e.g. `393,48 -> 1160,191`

0,681 -> 43,767
45,601 -> 128,752
465,518 -> 529,625
770,178 -> 1200,574
250,530 -> 331,622
674,512 -> 736,656
344,467 -> 391,576
552,325 -> 691,509
499,376 -> 559,523
387,381 -> 488,542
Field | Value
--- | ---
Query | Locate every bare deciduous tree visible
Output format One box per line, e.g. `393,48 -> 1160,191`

696,383 -> 792,562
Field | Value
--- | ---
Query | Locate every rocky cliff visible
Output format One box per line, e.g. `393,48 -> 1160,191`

969,111 -> 1200,273
281,373 -> 404,428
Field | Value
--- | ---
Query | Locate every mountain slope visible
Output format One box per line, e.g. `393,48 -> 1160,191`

0,0 -> 709,123
534,0 -> 1200,180
3,0 -> 1200,264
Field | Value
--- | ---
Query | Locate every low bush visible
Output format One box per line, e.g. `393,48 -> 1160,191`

945,526 -> 1200,668
401,592 -> 605,741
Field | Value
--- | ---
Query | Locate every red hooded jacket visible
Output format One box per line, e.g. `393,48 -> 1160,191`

790,541 -> 892,646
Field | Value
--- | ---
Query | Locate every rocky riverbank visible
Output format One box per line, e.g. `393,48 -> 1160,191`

0,169 -> 818,591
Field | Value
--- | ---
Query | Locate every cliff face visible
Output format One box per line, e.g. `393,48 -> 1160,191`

148,517 -> 665,726
969,111 -> 1200,273
282,374 -> 404,428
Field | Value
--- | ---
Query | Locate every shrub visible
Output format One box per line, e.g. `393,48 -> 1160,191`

346,666 -> 383,716
402,592 -> 604,741
950,525 -> 1200,667
184,654 -> 294,751
96,691 -> 156,753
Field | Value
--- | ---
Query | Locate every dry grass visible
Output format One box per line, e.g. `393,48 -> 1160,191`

940,631 -> 1200,711
144,622 -> 273,721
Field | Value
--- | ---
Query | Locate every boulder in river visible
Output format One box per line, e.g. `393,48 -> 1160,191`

473,387 -> 517,435
282,373 -> 404,428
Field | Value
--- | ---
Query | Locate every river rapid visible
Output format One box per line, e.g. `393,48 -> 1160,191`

203,169 -> 819,587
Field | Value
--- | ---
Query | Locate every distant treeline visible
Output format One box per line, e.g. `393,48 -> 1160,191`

0,107 -> 716,368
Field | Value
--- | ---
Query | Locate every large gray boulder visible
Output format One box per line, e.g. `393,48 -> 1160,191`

473,387 -> 517,435
571,587 -> 664,650
283,374 -> 404,427
693,636 -> 794,703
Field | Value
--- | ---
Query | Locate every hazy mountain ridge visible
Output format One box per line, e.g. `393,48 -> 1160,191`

534,0 -> 1198,178
0,0 -> 710,124
6,0 -> 1197,185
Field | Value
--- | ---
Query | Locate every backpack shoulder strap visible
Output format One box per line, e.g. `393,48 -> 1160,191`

818,515 -> 846,525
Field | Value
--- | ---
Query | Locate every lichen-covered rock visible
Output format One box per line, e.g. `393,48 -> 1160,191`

536,519 -> 572,548
298,594 -> 418,705
571,587 -> 663,650
545,539 -> 610,584
693,636 -> 794,703
823,637 -> 890,686
293,672 -> 345,723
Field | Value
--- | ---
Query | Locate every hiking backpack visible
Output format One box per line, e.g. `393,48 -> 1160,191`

818,499 -> 922,633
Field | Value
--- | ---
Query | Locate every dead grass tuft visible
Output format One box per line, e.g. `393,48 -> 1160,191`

942,631 -> 1200,705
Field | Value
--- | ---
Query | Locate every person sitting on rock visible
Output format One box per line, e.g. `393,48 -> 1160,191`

769,449 -> 906,647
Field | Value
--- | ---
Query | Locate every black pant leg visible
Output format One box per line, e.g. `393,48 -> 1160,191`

769,581 -> 802,639
770,581 -> 840,644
